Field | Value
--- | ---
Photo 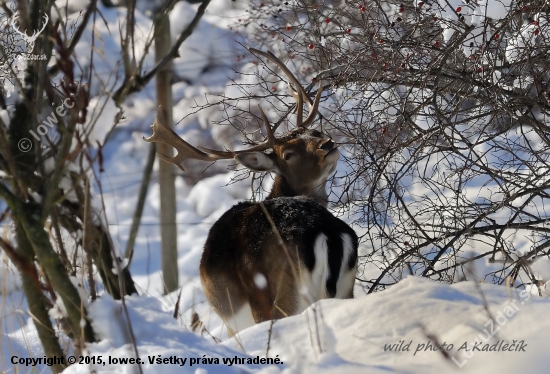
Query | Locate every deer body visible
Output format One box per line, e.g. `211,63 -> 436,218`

201,196 -> 357,333
144,48 -> 358,336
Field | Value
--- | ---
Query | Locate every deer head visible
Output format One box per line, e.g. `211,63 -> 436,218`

11,11 -> 49,53
144,48 -> 339,206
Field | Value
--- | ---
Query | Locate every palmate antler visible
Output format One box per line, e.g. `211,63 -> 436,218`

144,49 -> 324,170
143,106 -> 276,171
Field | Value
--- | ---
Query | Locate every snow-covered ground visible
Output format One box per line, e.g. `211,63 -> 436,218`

2,0 -> 550,373
6,277 -> 550,373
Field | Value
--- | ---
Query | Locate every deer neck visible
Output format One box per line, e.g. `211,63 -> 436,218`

266,175 -> 328,207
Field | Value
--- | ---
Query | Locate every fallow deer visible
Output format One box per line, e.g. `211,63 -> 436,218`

144,48 -> 358,335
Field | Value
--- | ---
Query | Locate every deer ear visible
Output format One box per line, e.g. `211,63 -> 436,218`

235,152 -> 277,172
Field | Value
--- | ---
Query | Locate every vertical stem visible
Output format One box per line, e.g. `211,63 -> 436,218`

18,208 -> 96,343
154,11 -> 178,294
2,228 -> 67,374
124,142 -> 156,262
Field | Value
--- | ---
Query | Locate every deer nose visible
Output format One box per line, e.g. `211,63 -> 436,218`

320,139 -> 335,151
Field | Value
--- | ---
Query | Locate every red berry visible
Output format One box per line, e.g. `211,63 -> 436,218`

401,63 -> 405,68
433,16 -> 438,21
314,5 -> 318,10
308,43 -> 314,49
325,18 -> 330,23
477,67 -> 482,72
404,241 -> 409,245
418,1 -> 424,6
456,6 -> 462,12
399,6 -> 404,12
286,26 -> 291,31
434,41 -> 439,47
535,28 -> 540,35
522,5 -> 527,11
361,7 -> 366,13
312,77 -> 317,82
494,34 -> 499,39
379,39 -> 384,44
384,62 -> 388,68
397,17 -> 402,22
346,28 -> 351,33
381,127 -> 387,134
271,86 -> 276,91
371,53 -> 376,58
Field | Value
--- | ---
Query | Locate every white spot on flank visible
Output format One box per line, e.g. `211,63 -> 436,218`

254,273 -> 267,289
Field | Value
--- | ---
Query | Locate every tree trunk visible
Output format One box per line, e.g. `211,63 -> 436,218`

155,12 -> 179,294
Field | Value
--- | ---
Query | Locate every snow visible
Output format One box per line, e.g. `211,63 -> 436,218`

1,0 -> 549,373
6,277 -> 550,373
223,277 -> 550,374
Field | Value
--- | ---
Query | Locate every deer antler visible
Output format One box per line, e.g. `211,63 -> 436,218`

247,47 -> 323,129
143,107 -> 226,171
145,49 -> 326,166
197,104 -> 277,158
144,106 -> 277,169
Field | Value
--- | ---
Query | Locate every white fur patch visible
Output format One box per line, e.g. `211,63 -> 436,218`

224,303 -> 255,335
334,233 -> 356,298
297,233 -> 329,312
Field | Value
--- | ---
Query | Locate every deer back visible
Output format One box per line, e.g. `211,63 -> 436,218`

200,197 -> 358,334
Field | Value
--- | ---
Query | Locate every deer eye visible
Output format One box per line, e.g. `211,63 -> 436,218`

283,152 -> 294,161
